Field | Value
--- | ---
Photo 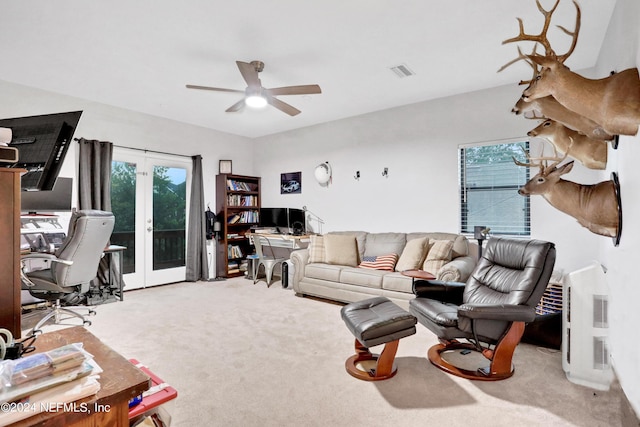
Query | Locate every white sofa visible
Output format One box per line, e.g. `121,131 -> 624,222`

290,231 -> 476,310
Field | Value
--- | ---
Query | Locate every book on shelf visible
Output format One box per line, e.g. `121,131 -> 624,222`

226,179 -> 254,192
227,194 -> 258,207
226,211 -> 259,224
227,245 -> 243,258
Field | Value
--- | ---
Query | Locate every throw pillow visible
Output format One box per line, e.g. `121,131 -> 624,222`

395,237 -> 430,272
359,254 -> 399,271
422,239 -> 454,276
308,235 -> 326,263
324,234 -> 359,267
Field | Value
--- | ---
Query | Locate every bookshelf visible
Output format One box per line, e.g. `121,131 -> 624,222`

0,168 -> 23,338
216,174 -> 261,278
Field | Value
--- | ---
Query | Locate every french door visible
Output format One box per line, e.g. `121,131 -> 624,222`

110,148 -> 191,290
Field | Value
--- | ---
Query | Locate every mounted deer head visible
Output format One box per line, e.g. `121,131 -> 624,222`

513,96 -> 614,141
503,0 -> 640,136
514,147 -> 620,239
528,119 -> 607,169
523,59 -> 640,136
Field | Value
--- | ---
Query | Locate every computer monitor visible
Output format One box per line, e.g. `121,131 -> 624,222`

21,177 -> 73,214
287,208 -> 306,235
259,207 -> 289,233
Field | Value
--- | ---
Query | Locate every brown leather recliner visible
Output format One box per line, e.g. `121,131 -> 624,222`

409,237 -> 556,380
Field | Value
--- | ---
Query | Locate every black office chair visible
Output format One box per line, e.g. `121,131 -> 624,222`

409,237 -> 556,380
21,210 -> 115,334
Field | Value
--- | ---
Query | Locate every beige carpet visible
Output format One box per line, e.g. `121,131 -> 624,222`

23,278 -> 636,426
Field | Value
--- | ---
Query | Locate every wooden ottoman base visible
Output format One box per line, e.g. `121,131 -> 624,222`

345,338 -> 399,381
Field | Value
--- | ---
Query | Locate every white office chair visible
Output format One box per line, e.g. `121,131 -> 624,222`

253,236 -> 286,287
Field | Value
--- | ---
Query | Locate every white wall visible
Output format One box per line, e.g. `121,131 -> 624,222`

254,82 -> 602,272
594,0 -> 640,416
0,79 -> 253,211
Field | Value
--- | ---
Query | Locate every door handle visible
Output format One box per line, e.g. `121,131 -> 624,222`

147,227 -> 153,232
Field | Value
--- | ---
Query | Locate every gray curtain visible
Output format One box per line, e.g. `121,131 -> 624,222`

186,155 -> 209,281
78,138 -> 113,211
77,138 -> 122,298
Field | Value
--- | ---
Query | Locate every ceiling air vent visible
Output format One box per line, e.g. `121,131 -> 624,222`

389,64 -> 415,78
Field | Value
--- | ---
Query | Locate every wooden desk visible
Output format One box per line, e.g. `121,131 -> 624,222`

249,233 -> 310,250
11,326 -> 150,427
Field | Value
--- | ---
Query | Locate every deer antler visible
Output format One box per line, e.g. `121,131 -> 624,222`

555,0 -> 581,64
513,145 -> 545,170
513,141 -> 571,172
502,0 -> 561,58
525,110 -> 547,120
498,45 -> 541,86
503,0 -> 580,64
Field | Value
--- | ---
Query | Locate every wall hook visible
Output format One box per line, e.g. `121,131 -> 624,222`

382,167 -> 388,178
354,171 -> 360,180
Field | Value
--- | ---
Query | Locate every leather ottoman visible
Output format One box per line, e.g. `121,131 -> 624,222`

340,296 -> 417,381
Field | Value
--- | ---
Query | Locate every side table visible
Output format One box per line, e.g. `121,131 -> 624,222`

403,269 -> 465,303
401,269 -> 436,281
10,326 -> 150,427
401,269 -> 436,293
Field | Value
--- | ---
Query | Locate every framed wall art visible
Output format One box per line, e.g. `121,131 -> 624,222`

219,160 -> 232,174
281,171 -> 302,194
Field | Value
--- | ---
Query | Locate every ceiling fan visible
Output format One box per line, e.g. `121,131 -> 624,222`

186,60 -> 321,116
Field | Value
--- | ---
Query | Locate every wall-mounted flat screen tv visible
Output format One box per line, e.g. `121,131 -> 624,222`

1,111 -> 82,191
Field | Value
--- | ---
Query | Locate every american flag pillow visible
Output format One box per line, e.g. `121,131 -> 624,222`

358,253 -> 399,271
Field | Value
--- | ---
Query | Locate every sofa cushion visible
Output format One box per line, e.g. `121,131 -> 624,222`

423,239 -> 454,275
359,254 -> 398,271
305,263 -> 343,282
324,234 -> 359,267
382,272 -> 414,293
340,267 -> 385,289
364,233 -> 406,257
408,232 -> 469,258
395,236 -> 430,272
327,231 -> 367,261
308,235 -> 326,263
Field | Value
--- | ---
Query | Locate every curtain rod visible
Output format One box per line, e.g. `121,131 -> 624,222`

74,138 -> 195,159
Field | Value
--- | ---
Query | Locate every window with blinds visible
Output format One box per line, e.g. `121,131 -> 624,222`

459,141 -> 530,236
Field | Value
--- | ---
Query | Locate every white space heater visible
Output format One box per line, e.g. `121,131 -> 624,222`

562,261 -> 613,390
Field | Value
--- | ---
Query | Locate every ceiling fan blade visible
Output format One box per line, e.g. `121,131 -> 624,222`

266,85 -> 322,96
236,61 -> 261,89
186,84 -> 243,93
266,95 -> 301,116
225,99 -> 246,113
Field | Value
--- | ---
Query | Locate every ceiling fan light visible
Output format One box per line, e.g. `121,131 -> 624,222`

245,95 -> 267,109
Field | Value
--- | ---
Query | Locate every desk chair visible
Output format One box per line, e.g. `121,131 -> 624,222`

20,210 -> 115,334
410,237 -> 556,380
253,236 -> 286,287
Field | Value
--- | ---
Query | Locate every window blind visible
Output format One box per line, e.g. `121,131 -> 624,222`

459,142 -> 530,236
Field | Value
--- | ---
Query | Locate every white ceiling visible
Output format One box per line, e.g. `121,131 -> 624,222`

0,0 -> 617,138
